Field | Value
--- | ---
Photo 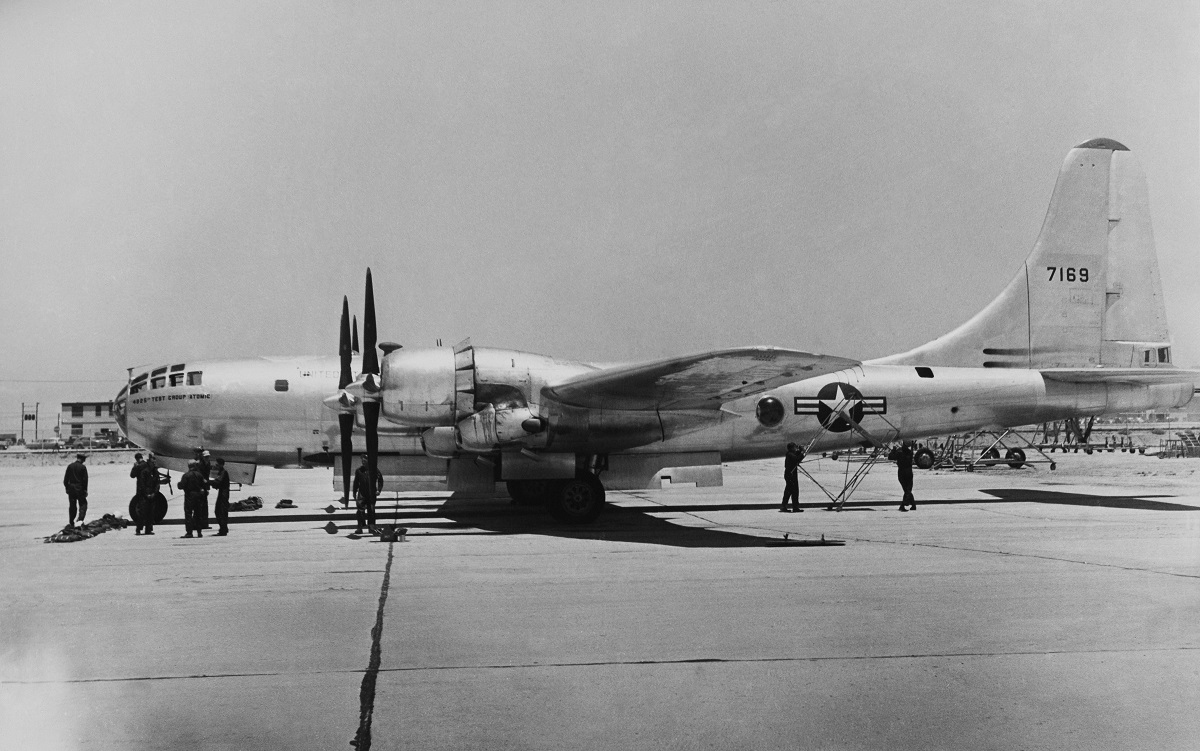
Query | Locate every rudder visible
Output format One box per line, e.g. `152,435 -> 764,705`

873,138 -> 1172,369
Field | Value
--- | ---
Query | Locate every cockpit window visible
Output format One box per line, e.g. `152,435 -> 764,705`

169,373 -> 184,387
170,363 -> 185,372
151,366 -> 167,377
151,376 -> 165,390
187,371 -> 202,386
130,373 -> 148,395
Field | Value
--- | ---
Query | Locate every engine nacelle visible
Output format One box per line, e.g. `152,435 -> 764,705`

457,404 -> 547,452
380,348 -> 456,427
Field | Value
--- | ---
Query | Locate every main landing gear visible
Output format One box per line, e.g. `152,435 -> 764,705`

505,474 -> 607,523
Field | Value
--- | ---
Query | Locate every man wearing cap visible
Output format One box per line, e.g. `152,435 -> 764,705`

780,443 -> 804,513
130,452 -> 147,533
177,459 -> 209,538
352,455 -> 384,535
136,453 -> 160,535
210,457 -> 231,536
196,449 -> 212,482
63,453 -> 89,527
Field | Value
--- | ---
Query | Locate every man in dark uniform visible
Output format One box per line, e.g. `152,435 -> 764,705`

130,453 -> 147,533
136,453 -> 160,535
210,457 -> 231,536
63,453 -> 88,527
890,441 -> 917,511
196,449 -> 212,481
352,455 -> 384,535
196,449 -> 213,531
780,443 -> 804,513
177,459 -> 209,538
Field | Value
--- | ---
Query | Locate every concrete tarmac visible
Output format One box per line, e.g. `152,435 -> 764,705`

2,452 -> 1199,750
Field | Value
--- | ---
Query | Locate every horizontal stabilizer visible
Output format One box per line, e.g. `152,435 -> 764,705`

1040,368 -> 1200,386
544,347 -> 859,410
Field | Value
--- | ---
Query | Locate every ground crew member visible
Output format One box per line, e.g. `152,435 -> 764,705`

890,441 -> 917,511
177,460 -> 209,538
197,449 -> 212,481
136,453 -> 160,535
352,455 -> 384,535
210,457 -> 231,536
780,443 -> 804,513
63,453 -> 88,527
130,452 -> 147,533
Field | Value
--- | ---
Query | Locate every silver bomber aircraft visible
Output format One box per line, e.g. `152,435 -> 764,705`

115,139 -> 1197,522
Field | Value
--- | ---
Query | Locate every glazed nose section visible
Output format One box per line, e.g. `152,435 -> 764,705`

113,384 -> 129,435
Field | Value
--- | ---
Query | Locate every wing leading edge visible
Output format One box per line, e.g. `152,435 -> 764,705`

543,347 -> 860,411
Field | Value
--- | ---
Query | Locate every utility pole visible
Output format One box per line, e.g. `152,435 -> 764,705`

20,402 -> 24,443
34,402 -> 39,443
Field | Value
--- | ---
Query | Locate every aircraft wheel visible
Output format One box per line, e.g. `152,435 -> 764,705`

914,448 -> 935,470
127,492 -> 168,523
1005,448 -> 1026,469
549,475 -> 605,523
1050,462 -> 1057,471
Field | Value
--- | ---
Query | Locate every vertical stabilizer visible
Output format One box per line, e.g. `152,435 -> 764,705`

873,139 -> 1173,369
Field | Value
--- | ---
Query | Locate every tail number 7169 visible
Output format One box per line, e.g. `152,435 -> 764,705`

1047,266 -> 1088,282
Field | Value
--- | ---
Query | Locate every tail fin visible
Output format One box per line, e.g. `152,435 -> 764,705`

875,138 -> 1173,369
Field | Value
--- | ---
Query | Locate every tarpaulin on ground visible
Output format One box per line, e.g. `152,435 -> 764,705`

44,514 -> 130,543
229,496 -> 263,512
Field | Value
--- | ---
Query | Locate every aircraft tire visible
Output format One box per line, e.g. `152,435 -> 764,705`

982,448 -> 1000,465
1005,448 -> 1026,469
914,448 -> 935,470
127,492 -> 168,524
548,475 -> 605,523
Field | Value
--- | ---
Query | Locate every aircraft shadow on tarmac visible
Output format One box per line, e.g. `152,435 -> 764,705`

978,488 -> 1200,511
429,497 -> 846,549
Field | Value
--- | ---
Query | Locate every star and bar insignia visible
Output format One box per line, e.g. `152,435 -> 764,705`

794,382 -> 886,433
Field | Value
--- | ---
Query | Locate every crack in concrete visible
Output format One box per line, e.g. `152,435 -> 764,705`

351,539 -> 395,750
8,645 -> 1198,686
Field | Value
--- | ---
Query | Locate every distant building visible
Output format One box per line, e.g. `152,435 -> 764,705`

60,401 -> 117,440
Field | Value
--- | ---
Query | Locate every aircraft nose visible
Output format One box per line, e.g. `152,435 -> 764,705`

113,383 -> 129,435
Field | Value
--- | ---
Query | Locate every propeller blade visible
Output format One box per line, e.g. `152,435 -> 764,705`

352,315 -> 360,354
338,297 -> 352,390
339,412 -> 354,503
364,401 -> 380,510
363,268 -> 379,375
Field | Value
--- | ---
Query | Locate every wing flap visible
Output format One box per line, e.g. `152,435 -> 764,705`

543,347 -> 859,410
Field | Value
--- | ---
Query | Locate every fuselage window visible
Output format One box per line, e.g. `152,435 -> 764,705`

187,371 -> 203,386
1158,347 -> 1170,364
915,367 -> 934,378
1144,350 -> 1153,364
274,379 -> 289,392
169,373 -> 184,387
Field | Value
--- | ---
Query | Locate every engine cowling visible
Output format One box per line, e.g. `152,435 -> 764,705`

380,348 -> 456,427
456,404 -> 547,452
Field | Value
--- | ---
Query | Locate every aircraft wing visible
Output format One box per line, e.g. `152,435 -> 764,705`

1040,368 -> 1200,386
543,347 -> 859,410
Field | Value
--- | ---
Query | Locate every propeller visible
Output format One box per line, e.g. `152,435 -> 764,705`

323,271 -> 384,512
337,297 -> 354,504
360,269 -> 381,516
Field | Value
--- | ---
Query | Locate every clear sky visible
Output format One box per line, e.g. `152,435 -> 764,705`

1,1 -> 1196,437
